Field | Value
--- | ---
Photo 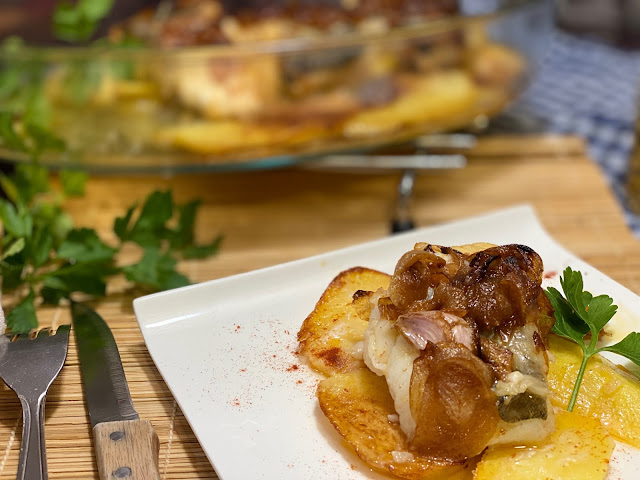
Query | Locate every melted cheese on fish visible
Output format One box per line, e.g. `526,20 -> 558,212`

363,292 -> 419,439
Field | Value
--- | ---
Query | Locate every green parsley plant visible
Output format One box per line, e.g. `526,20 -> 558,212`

53,0 -> 115,43
0,165 -> 222,333
545,267 -> 640,411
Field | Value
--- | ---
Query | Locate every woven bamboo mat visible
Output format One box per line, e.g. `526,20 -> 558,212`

0,134 -> 638,479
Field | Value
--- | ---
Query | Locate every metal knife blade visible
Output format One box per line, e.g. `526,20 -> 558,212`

72,301 -> 139,428
72,301 -> 160,480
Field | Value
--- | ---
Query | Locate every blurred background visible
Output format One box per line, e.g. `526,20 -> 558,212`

1,0 -> 640,233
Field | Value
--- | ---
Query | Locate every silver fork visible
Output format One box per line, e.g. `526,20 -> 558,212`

0,325 -> 70,480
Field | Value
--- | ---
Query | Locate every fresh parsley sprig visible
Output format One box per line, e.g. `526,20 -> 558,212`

545,267 -> 640,411
1,164 -> 222,333
53,0 -> 115,43
0,38 -> 67,159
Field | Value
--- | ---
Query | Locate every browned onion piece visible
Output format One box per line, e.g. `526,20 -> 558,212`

479,337 -> 514,380
409,342 -> 498,461
430,245 -> 554,339
394,311 -> 475,351
388,248 -> 447,310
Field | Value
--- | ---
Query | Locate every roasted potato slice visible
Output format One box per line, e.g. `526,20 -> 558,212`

474,410 -> 614,480
154,120 -> 329,155
298,267 -> 390,376
343,71 -> 477,138
318,368 -> 475,480
547,335 -> 640,448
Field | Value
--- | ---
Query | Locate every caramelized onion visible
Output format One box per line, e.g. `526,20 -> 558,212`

429,245 -> 553,339
409,342 -> 498,460
479,337 -> 514,380
388,249 -> 446,310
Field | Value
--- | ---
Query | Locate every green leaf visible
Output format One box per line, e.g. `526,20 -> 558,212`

43,262 -> 110,297
0,69 -> 20,101
80,0 -> 115,20
57,228 -> 116,263
137,190 -> 173,227
544,267 -> 628,412
182,235 -> 223,260
0,36 -> 25,54
123,248 -> 189,291
600,332 -> 640,367
59,169 -> 88,196
547,286 -> 589,346
559,267 -> 587,317
558,267 -> 617,335
53,0 -> 114,42
0,112 -> 26,151
53,2 -> 97,42
24,83 -> 53,129
41,285 -> 66,305
1,238 -> 25,260
584,294 -> 618,333
170,199 -> 200,249
0,174 -> 20,204
13,163 -> 50,204
28,226 -> 53,268
51,210 -> 74,245
0,253 -> 25,290
6,289 -> 37,333
0,199 -> 30,237
24,122 -> 65,155
158,270 -> 191,290
113,203 -> 136,242
129,190 -> 173,247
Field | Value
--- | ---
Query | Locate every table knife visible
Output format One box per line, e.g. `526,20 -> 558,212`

71,301 -> 161,480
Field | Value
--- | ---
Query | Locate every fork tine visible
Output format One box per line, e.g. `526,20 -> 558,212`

5,325 -> 72,341
53,325 -> 71,339
55,324 -> 71,334
36,328 -> 52,338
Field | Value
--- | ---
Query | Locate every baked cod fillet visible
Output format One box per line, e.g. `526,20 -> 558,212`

298,242 -> 557,479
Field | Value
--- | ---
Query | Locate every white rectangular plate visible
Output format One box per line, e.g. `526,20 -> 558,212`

134,204 -> 640,479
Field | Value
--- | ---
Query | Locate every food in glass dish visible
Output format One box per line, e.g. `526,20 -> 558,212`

297,242 -> 640,479
15,0 -> 530,166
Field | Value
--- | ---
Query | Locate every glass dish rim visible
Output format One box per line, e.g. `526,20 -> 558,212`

0,0 -> 540,62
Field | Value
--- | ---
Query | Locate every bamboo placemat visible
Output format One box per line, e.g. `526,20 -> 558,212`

0,134 -> 638,479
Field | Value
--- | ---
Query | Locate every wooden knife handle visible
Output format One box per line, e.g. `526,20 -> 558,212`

93,420 -> 161,480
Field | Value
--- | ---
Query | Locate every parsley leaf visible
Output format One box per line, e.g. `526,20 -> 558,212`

59,169 -> 88,196
43,267 -> 108,297
182,235 -> 223,260
6,289 -> 38,332
546,286 -> 589,346
128,190 -> 173,248
28,225 -> 54,268
170,199 -> 200,250
11,164 -> 50,204
57,228 -> 115,263
0,253 -> 26,291
0,199 -> 30,237
1,238 -> 25,260
0,112 -> 27,151
123,248 -> 190,292
600,333 -> 640,366
53,0 -> 115,42
545,267 -> 638,411
1,165 -> 221,333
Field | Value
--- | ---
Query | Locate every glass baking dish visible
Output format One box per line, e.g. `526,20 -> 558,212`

0,0 -> 553,172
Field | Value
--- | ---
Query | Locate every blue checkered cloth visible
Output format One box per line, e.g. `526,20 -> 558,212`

513,31 -> 640,234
